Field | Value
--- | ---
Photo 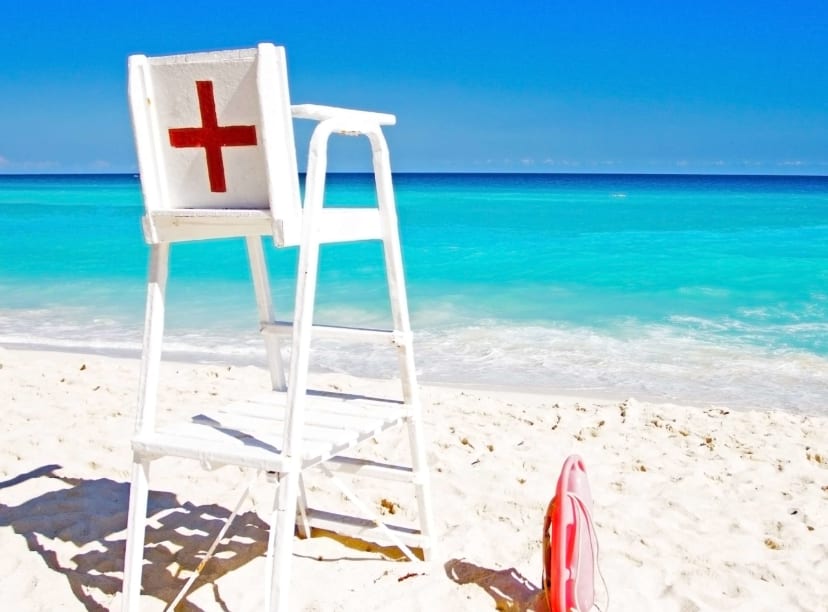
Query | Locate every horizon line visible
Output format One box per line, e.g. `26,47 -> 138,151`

2,170 -> 828,179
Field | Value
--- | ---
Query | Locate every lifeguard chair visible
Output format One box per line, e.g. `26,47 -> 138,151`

122,43 -> 434,610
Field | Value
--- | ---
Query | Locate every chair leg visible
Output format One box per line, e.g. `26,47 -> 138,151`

246,236 -> 287,391
122,459 -> 150,611
372,146 -> 436,562
135,242 -> 169,436
267,468 -> 301,611
295,474 -> 311,539
406,408 -> 435,561
266,164 -> 324,608
265,146 -> 325,612
122,242 -> 170,609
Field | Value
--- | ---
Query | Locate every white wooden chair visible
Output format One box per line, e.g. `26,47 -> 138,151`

122,43 -> 434,611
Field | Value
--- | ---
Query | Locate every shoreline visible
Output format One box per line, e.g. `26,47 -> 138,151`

1,345 -> 826,609
4,339 -> 824,416
0,340 -> 676,408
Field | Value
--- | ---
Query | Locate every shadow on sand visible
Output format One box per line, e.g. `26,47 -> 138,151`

445,558 -> 546,612
0,464 -> 268,611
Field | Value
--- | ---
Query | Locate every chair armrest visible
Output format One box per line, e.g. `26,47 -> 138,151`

291,104 -> 396,126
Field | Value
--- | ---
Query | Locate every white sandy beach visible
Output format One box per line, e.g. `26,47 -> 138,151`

1,345 -> 826,611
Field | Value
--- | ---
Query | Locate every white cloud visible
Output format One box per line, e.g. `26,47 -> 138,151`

541,159 -> 581,167
20,160 -> 61,171
0,157 -> 67,171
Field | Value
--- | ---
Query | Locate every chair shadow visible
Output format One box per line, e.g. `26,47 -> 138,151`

445,558 -> 547,612
307,388 -> 405,405
0,464 -> 269,611
296,527 -> 422,562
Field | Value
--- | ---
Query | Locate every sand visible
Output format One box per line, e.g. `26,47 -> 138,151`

1,345 -> 826,611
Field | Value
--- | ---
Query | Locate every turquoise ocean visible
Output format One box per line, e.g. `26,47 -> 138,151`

1,173 -> 827,413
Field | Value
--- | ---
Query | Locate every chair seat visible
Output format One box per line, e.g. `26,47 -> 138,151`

145,209 -> 273,242
132,389 -> 409,471
146,207 -> 384,244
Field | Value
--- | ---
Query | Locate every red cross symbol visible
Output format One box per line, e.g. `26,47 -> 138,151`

168,80 -> 257,193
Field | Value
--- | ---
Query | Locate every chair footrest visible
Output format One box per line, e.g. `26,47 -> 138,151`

262,321 -> 411,346
132,389 -> 409,470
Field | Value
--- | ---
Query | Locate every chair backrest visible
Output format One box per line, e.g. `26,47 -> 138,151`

128,43 -> 301,243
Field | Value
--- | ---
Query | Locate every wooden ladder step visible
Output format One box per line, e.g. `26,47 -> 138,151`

262,321 -> 412,347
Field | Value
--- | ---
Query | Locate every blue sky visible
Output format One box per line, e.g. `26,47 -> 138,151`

1,0 -> 826,174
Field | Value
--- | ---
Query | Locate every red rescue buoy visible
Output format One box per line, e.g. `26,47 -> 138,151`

542,455 -> 597,612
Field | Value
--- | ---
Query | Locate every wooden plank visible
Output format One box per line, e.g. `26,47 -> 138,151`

261,321 -> 397,346
145,210 -> 273,242
133,388 -> 408,469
